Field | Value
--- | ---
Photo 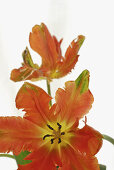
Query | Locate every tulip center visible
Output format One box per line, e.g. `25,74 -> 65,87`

43,122 -> 65,144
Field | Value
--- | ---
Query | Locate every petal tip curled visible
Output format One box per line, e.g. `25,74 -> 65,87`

75,69 -> 90,94
77,35 -> 85,48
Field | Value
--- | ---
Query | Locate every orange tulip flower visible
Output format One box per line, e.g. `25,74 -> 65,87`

0,70 -> 102,170
10,23 -> 85,82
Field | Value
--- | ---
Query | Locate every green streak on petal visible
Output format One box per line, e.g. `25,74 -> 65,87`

22,47 -> 39,69
75,70 -> 89,94
78,35 -> 85,48
23,82 -> 37,93
103,134 -> 114,145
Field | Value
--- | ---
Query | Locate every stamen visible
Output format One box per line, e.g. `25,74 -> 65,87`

43,122 -> 65,145
47,124 -> 54,130
57,122 -> 62,130
51,138 -> 55,144
58,138 -> 61,144
61,132 -> 65,135
43,134 -> 52,140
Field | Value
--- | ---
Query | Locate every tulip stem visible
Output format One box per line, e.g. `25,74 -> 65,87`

46,79 -> 52,106
0,154 -> 15,160
103,134 -> 114,145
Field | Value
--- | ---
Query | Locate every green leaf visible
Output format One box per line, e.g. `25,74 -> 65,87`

99,164 -> 106,170
75,69 -> 89,94
15,151 -> 32,165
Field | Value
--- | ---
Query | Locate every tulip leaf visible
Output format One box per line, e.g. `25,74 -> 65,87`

15,151 -> 32,165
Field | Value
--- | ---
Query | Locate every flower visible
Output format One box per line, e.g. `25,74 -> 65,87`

0,70 -> 102,170
10,23 -> 85,82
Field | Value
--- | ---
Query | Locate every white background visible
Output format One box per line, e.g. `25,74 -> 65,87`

0,0 -> 114,169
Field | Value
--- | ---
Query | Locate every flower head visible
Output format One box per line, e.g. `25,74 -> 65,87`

0,70 -> 102,169
10,23 -> 85,82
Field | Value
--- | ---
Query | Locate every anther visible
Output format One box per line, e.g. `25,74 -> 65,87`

61,132 -> 65,135
47,124 -> 54,130
57,122 -> 62,130
43,134 -> 52,140
51,138 -> 55,144
58,138 -> 61,144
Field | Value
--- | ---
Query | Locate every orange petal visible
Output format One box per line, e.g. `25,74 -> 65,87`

10,47 -> 41,82
71,124 -> 103,156
18,147 -> 62,170
29,23 -> 59,69
57,35 -> 85,78
10,65 -> 42,82
0,117 -> 41,155
16,82 -> 52,125
60,146 -> 100,170
55,70 -> 94,123
53,36 -> 63,59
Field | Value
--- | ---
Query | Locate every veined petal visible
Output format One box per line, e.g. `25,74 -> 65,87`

60,146 -> 100,170
10,47 -> 41,82
56,35 -> 85,78
10,65 -> 42,82
16,82 -> 52,125
18,147 -> 62,170
29,23 -> 59,68
55,70 -> 94,122
53,36 -> 63,60
0,117 -> 41,155
71,125 -> 103,156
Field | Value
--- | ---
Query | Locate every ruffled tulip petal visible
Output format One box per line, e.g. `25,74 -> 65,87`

18,147 -> 62,170
56,35 -> 85,78
0,117 -> 41,155
10,47 -> 42,82
16,82 -> 52,125
29,23 -> 59,69
55,70 -> 94,122
60,146 -> 100,170
71,124 -> 103,156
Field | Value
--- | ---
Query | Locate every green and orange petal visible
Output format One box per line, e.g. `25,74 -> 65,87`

10,47 -> 42,82
55,70 -> 94,123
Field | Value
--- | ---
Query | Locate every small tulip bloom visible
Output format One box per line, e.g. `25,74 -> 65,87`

10,23 -> 85,82
0,70 -> 102,170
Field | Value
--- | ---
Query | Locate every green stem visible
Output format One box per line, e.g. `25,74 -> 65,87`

103,134 -> 114,145
46,79 -> 52,106
0,154 -> 15,160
